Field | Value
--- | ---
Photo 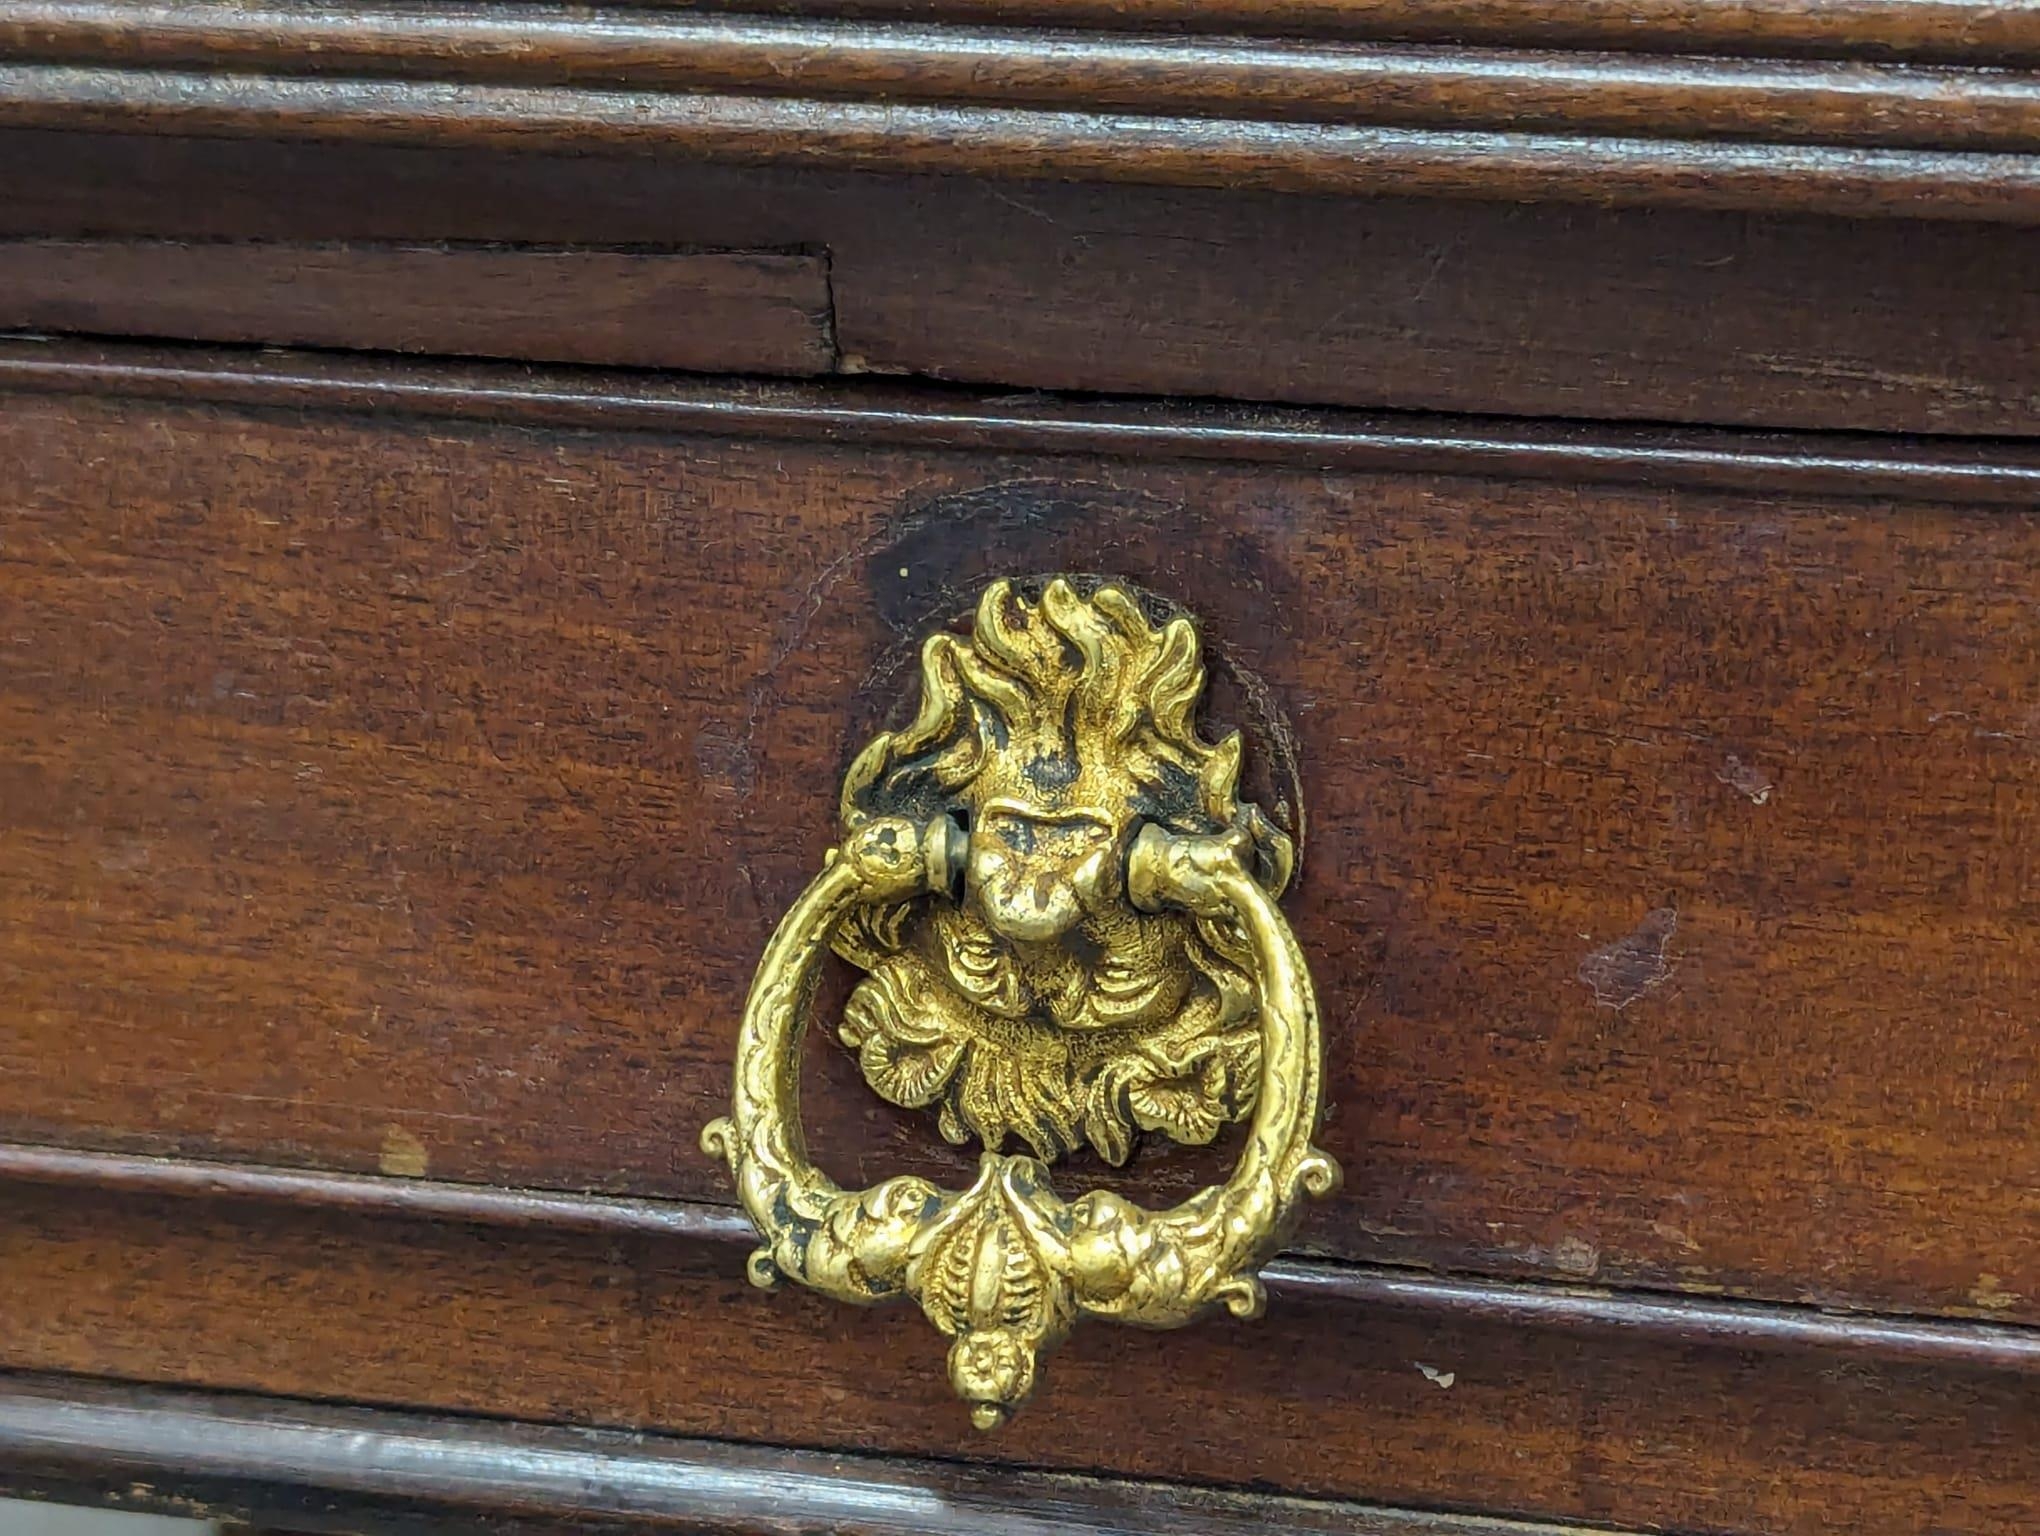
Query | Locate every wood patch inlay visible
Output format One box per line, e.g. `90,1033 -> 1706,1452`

0,238 -> 836,374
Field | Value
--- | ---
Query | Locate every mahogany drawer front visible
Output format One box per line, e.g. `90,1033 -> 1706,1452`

3,346 -> 2039,1536
5,358 -> 2037,1316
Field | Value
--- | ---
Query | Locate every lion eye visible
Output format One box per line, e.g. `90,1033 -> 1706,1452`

992,816 -> 1035,853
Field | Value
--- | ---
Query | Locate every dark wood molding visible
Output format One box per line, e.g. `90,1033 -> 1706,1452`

661,0 -> 2040,64
0,1142 -> 758,1245
1,6 -> 2038,218
8,2 -> 2040,151
5,1141 -> 2037,1378
0,1372 -> 1617,1536
5,338 -> 2040,505
0,72 -> 2029,225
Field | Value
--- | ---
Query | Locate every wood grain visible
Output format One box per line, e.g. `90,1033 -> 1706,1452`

9,2 -> 2040,151
7,134 -> 2040,436
1,1187 -> 2034,1536
3,366 -> 2037,1327
0,238 -> 835,374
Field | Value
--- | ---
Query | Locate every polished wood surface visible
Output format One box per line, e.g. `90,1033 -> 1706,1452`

4,358 -> 2036,1330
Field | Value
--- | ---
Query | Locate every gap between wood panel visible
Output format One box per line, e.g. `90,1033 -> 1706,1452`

0,1371 -> 1632,1536
2,338 -> 2039,504
2,1141 -> 2035,1378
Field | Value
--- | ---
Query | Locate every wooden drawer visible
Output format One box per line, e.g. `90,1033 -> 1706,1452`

3,341 -> 2037,1535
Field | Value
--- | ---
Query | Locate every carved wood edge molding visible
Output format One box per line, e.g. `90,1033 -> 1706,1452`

0,5 -> 2038,218
0,69 -> 2032,223
5,1 -> 2039,149
567,0 -> 2040,64
6,338 -> 2040,507
0,1371 -> 1623,1536
4,1141 -> 2038,1377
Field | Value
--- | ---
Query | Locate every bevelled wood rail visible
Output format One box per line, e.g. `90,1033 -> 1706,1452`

6,1 -> 2040,148
0,1372 -> 1625,1536
4,1141 -> 2037,1378
668,0 -> 2040,63
1,2 -> 2038,217
6,338 -> 2040,506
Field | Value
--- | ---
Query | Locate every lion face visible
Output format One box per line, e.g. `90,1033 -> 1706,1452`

831,577 -> 1292,1165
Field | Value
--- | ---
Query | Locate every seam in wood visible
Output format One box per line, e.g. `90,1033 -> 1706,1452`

3,338 -> 2039,504
0,1370 -> 1638,1536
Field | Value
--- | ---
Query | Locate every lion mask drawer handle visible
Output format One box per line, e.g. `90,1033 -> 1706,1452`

702,576 -> 1339,1428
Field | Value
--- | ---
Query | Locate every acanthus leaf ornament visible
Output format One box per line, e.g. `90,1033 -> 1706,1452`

701,577 -> 1339,1428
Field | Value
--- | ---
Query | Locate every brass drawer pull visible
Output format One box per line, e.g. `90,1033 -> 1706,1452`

703,578 -> 1338,1428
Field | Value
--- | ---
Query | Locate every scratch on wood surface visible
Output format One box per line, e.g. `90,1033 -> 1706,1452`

1577,908 -> 1677,1011
1715,754 -> 1774,804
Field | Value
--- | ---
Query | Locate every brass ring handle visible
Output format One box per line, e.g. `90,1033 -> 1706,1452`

702,578 -> 1339,1428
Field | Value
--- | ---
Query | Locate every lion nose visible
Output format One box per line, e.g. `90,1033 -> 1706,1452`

968,813 -> 1114,943
976,867 -> 1087,942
